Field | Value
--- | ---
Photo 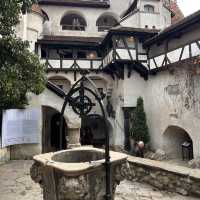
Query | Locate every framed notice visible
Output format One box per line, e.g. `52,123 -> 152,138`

1,108 -> 40,147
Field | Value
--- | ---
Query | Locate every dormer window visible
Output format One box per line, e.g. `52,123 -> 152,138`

60,12 -> 87,31
96,13 -> 118,32
144,5 -> 155,13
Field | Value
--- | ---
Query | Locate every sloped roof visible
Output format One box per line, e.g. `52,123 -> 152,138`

38,0 -> 110,8
144,9 -> 200,47
120,0 -> 138,19
37,35 -> 103,47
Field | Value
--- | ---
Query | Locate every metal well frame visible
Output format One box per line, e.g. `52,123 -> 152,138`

59,71 -> 112,200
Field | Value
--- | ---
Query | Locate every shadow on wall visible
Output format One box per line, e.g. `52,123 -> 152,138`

42,106 -> 68,153
163,125 -> 193,159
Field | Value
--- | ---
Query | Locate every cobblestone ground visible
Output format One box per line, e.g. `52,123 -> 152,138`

0,160 -> 199,200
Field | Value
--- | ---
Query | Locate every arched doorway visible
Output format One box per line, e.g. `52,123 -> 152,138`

42,106 -> 67,153
81,114 -> 106,147
163,126 -> 193,159
50,113 -> 67,151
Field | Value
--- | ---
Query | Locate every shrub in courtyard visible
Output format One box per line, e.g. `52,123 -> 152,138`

130,97 -> 150,144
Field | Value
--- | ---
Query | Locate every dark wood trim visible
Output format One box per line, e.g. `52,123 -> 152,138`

179,46 -> 185,61
122,36 -> 133,61
144,10 -> 200,47
189,44 -> 192,58
139,57 -> 148,62
161,56 -> 166,67
135,38 -> 139,61
153,58 -> 158,68
196,41 -> 200,50
38,0 -> 110,8
166,56 -> 171,65
138,52 -> 147,55
148,39 -> 200,59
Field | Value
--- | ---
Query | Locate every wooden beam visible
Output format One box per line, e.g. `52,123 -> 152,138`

189,44 -> 192,58
196,41 -> 200,50
127,66 -> 132,78
153,58 -> 158,68
135,38 -> 139,61
122,36 -> 134,61
179,46 -> 185,61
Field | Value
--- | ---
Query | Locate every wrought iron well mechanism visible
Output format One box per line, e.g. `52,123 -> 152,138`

59,71 -> 112,200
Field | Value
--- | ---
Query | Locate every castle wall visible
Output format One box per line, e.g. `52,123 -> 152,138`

40,0 -> 130,37
7,88 -> 81,159
0,147 -> 10,164
145,64 -> 200,158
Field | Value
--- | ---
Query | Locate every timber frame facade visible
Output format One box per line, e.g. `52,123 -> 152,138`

145,10 -> 200,73
35,9 -> 200,82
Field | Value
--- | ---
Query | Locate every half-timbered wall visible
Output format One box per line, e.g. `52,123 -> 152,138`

39,46 -> 103,71
103,35 -> 149,69
148,25 -> 200,70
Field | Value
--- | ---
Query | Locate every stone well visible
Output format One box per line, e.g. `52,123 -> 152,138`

30,147 -> 128,200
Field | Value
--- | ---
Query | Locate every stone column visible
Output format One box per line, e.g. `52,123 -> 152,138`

67,127 -> 81,149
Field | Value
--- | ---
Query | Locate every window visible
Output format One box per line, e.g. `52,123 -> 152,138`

126,36 -> 135,48
61,50 -> 73,59
41,48 -> 47,58
96,14 -> 118,32
144,5 -> 155,13
76,50 -> 86,59
86,51 -> 98,59
60,12 -> 87,31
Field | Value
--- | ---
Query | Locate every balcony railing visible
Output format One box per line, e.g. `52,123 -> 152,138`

42,58 -> 103,70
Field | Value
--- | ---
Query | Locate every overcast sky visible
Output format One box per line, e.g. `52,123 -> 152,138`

177,0 -> 200,16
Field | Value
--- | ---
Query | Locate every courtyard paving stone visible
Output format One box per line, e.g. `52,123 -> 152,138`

0,160 -> 199,200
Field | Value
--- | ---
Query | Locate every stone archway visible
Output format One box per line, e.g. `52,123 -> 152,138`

163,126 -> 193,159
42,106 -> 68,153
80,114 -> 113,148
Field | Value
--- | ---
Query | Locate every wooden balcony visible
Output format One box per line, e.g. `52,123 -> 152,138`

43,58 -> 103,72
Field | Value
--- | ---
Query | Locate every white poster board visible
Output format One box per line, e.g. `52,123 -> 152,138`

2,108 -> 40,147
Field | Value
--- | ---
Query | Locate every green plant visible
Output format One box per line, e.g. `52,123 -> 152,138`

130,97 -> 150,144
0,0 -> 46,110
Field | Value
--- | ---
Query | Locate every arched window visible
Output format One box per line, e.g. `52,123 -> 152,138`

96,14 -> 118,32
60,12 -> 87,31
144,5 -> 155,13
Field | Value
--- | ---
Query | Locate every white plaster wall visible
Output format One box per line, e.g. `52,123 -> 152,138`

27,12 -> 44,51
40,0 -> 130,38
109,77 -> 124,147
145,65 -> 200,158
124,68 -> 147,107
9,87 -> 80,159
122,0 -> 171,30
121,13 -> 140,28
15,11 -> 43,52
